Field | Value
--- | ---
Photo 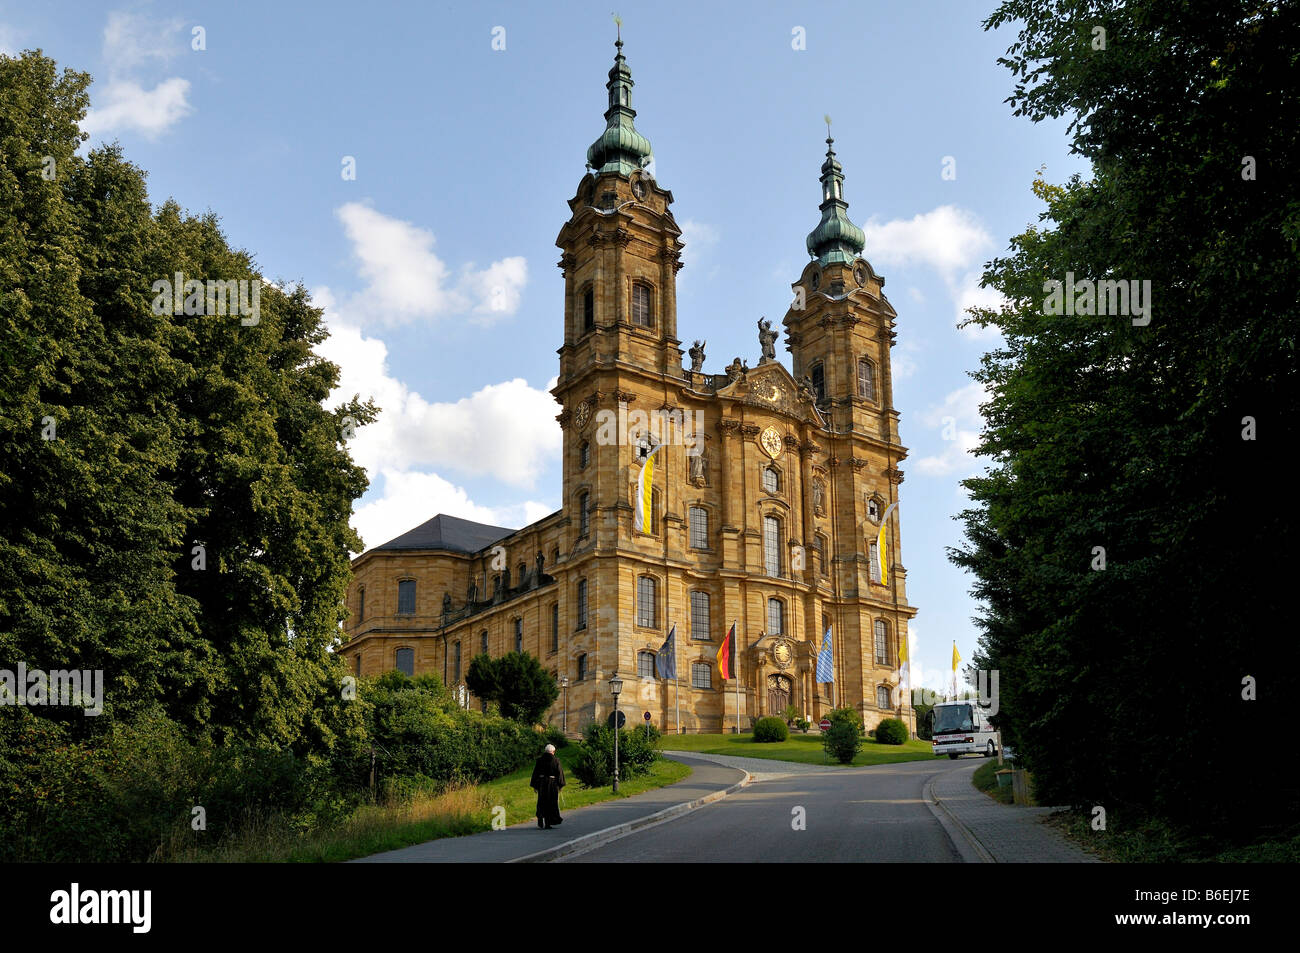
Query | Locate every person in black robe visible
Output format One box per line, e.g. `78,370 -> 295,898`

530,744 -> 565,829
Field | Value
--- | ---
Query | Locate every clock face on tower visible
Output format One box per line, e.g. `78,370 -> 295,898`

575,400 -> 592,430
759,426 -> 783,459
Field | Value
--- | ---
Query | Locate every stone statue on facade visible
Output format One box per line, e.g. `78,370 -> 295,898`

812,478 -> 826,516
757,317 -> 778,363
442,592 -> 453,616
725,357 -> 748,383
688,443 -> 707,485
688,339 -> 706,373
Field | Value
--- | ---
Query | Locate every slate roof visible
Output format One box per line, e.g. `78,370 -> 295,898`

372,514 -> 517,555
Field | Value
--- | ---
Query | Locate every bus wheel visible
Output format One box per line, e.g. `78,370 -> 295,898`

948,753 -> 959,760
985,741 -> 996,758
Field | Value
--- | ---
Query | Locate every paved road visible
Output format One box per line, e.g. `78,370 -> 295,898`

563,756 -> 970,863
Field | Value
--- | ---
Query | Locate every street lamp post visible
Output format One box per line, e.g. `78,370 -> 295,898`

561,675 -> 569,735
609,673 -> 623,793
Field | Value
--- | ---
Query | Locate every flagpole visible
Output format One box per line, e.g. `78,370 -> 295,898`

732,618 -> 739,734
674,621 -> 680,735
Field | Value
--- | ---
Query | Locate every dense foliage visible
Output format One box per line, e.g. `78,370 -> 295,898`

822,717 -> 863,764
465,652 -> 560,724
570,721 -> 661,788
952,0 -> 1297,843
753,716 -> 790,743
873,718 -> 908,746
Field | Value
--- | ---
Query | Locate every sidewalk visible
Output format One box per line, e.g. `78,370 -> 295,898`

351,754 -> 746,863
927,760 -> 1102,863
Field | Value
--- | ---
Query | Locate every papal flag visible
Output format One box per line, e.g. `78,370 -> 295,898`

898,629 -> 909,692
655,624 -> 677,680
816,623 -> 834,683
633,441 -> 661,533
951,641 -> 961,673
717,622 -> 735,680
877,502 -> 899,585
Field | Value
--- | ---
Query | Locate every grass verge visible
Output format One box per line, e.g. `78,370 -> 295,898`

170,747 -> 691,863
663,731 -> 939,766
972,759 -> 1017,804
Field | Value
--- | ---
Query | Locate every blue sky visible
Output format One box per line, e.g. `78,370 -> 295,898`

3,0 -> 1091,693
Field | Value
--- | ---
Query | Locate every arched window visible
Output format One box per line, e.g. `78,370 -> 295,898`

514,618 -> 523,653
395,647 -> 414,677
690,590 -> 711,641
857,358 -> 876,401
688,506 -> 709,549
576,578 -> 588,630
480,630 -> 488,655
577,653 -> 588,681
874,619 -> 889,665
814,533 -> 829,577
876,685 -> 892,709
762,467 -> 780,494
637,650 -> 656,678
583,286 -> 595,332
691,662 -> 712,690
636,575 -> 658,628
869,540 -> 882,583
579,491 -> 591,537
649,487 -> 661,535
811,362 -> 826,402
763,515 -> 782,577
767,597 -> 785,636
518,562 -> 528,588
357,586 -> 365,622
550,603 -> 559,654
580,440 -> 591,469
550,546 -> 560,566
631,283 -> 653,328
397,579 -> 416,615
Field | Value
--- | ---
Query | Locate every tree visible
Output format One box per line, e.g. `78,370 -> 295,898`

950,0 -> 1297,843
464,653 -> 559,725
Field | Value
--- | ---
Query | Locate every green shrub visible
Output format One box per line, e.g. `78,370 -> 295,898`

753,716 -> 789,743
794,718 -> 811,733
823,720 -> 862,764
570,721 -> 661,788
543,725 -> 568,749
874,717 -> 908,745
781,704 -> 799,724
827,707 -> 861,728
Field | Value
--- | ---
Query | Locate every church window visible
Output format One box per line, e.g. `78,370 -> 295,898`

357,586 -> 365,622
577,653 -> 588,681
583,286 -> 595,332
767,597 -> 785,636
637,575 -> 658,628
877,685 -> 892,709
514,617 -> 523,653
811,363 -> 826,402
692,662 -> 712,690
453,641 -> 462,683
550,603 -> 559,654
869,540 -> 882,583
631,283 -> 653,327
638,650 -> 655,678
579,492 -> 590,537
480,630 -> 488,655
763,516 -> 782,577
397,579 -> 416,615
688,506 -> 709,549
395,647 -> 414,677
762,467 -> 780,494
690,590 -> 711,641
815,533 -> 829,577
874,619 -> 889,665
576,579 -> 588,630
580,440 -> 590,469
857,358 -> 876,401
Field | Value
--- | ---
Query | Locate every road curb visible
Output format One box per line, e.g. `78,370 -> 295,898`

508,759 -> 753,864
924,767 -> 996,864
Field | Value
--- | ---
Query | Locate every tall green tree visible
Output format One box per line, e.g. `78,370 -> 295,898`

465,653 -> 558,725
951,0 -> 1297,843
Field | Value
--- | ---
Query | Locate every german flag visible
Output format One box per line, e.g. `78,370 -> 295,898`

716,622 -> 735,680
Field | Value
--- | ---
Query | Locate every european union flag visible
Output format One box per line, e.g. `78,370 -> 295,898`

816,625 -> 834,683
655,624 -> 677,680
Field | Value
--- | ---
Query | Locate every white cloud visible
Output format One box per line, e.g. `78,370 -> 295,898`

82,78 -> 192,140
334,202 -> 527,326
913,381 -> 988,477
0,23 -> 26,55
680,219 -> 719,250
954,270 -> 1007,340
102,11 -> 184,70
81,12 -> 192,140
315,296 -> 560,487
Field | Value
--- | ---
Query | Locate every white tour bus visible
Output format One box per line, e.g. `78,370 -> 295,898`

931,700 -> 998,759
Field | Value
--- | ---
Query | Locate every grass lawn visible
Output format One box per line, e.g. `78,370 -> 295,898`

663,731 -> 940,766
178,746 -> 690,863
972,758 -> 1017,804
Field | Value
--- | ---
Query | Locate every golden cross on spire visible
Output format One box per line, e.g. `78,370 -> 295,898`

824,114 -> 833,138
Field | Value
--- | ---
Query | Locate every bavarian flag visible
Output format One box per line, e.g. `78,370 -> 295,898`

633,440 -> 660,533
877,502 -> 899,585
717,622 -> 736,680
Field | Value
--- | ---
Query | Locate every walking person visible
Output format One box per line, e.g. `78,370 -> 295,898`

530,743 -> 565,829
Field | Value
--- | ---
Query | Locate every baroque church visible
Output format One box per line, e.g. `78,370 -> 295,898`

338,37 -> 917,734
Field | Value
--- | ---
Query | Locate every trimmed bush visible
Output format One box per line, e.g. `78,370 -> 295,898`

874,717 -> 908,745
753,716 -> 789,743
823,720 -> 862,764
570,721 -> 661,788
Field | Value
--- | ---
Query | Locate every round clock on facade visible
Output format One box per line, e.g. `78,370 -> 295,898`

575,400 -> 592,430
773,641 -> 792,668
759,426 -> 783,460
854,262 -> 868,287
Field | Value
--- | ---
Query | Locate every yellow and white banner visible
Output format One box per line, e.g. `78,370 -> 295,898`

634,444 -> 660,533
877,502 -> 899,585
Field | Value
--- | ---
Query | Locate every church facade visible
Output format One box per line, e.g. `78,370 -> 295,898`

338,38 -> 917,734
